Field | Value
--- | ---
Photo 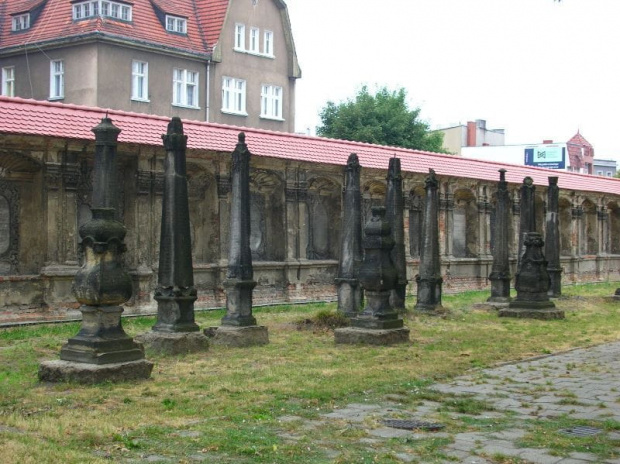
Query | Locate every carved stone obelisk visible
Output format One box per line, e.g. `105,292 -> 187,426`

335,206 -> 410,345
415,169 -> 444,314
545,177 -> 562,298
39,117 -> 153,383
517,177 -> 536,268
487,169 -> 511,305
386,157 -> 407,312
206,133 -> 268,346
136,118 -> 208,354
335,153 -> 363,317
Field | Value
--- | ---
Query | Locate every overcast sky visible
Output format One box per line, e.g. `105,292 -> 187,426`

285,0 -> 620,161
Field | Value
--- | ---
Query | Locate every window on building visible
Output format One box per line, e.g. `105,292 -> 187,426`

72,1 -> 132,21
131,61 -> 148,101
165,15 -> 187,34
263,30 -> 273,56
607,172 -> 613,177
172,68 -> 199,108
235,24 -> 246,50
221,77 -> 246,115
2,67 -> 15,97
250,27 -> 260,53
261,84 -> 282,119
11,13 -> 31,31
49,60 -> 64,100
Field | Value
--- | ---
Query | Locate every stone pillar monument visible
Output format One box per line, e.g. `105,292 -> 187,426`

335,206 -> 410,345
545,176 -> 562,298
487,169 -> 511,305
136,118 -> 208,354
517,177 -> 536,268
415,169 -> 444,314
39,117 -> 153,383
386,157 -> 407,312
335,153 -> 363,317
206,133 -> 268,347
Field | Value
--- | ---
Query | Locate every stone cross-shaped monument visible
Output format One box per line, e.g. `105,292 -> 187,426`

136,117 -> 208,354
487,169 -> 511,305
545,176 -> 562,298
386,157 -> 407,312
205,133 -> 268,346
39,117 -> 153,383
415,169 -> 444,313
335,153 -> 363,317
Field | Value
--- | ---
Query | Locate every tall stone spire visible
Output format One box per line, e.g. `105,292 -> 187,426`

488,169 -> 511,304
386,157 -> 407,312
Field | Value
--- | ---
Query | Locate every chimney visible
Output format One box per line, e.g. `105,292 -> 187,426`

467,121 -> 476,147
543,139 -> 553,144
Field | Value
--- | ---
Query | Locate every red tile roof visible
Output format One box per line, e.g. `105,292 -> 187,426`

0,0 -> 230,55
1,96 -> 619,196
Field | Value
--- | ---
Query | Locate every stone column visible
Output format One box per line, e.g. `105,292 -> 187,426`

39,117 -> 153,383
386,157 -> 407,312
488,169 -> 511,304
206,133 -> 268,347
415,169 -> 444,314
335,153 -> 363,317
545,176 -> 562,298
136,118 -> 207,354
517,177 -> 536,268
335,206 -> 409,345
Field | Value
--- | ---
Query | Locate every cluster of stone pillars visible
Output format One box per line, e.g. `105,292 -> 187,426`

39,117 -> 267,383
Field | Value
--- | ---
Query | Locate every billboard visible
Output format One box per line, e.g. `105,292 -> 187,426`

524,145 -> 566,169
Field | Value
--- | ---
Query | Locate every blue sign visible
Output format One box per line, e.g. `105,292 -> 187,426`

524,146 -> 566,169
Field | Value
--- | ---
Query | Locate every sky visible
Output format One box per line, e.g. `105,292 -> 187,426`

285,0 -> 620,161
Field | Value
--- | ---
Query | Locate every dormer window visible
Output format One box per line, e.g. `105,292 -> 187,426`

11,13 -> 31,31
165,15 -> 187,34
72,1 -> 132,22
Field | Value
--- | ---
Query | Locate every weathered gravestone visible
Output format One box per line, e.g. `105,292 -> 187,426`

414,169 -> 445,314
334,206 -> 410,345
487,169 -> 511,306
205,133 -> 268,347
335,153 -> 363,317
386,157 -> 407,312
545,176 -> 562,298
499,177 -> 564,319
39,117 -> 153,383
136,118 -> 208,355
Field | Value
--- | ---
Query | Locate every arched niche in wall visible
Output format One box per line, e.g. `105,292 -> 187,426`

250,169 -> 285,261
558,197 -> 573,256
607,201 -> 620,255
306,176 -> 341,260
581,199 -> 598,255
452,188 -> 478,258
187,164 -> 218,264
0,180 -> 19,275
408,185 -> 425,259
362,180 -> 386,232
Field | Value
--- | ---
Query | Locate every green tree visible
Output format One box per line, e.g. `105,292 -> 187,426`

316,86 -> 445,153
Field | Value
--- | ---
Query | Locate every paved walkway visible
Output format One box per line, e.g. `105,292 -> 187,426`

281,341 -> 620,463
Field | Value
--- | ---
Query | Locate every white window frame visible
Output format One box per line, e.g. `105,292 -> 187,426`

260,84 -> 283,120
2,67 -> 15,97
72,1 -> 132,21
250,27 -> 260,53
131,61 -> 149,102
165,15 -> 187,34
11,13 -> 31,31
263,30 -> 274,56
172,68 -> 199,109
234,23 -> 246,50
49,60 -> 64,100
221,77 -> 247,115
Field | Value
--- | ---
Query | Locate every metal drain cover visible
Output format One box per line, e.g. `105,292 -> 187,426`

560,426 -> 602,437
383,419 -> 444,431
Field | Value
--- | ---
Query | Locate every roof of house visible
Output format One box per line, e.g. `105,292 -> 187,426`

566,131 -> 594,170
0,0 -> 230,56
1,96 -> 619,196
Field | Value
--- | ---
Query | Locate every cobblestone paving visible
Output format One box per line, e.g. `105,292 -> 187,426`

281,341 -> 620,463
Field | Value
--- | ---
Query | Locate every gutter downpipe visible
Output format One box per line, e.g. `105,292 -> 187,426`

205,59 -> 211,122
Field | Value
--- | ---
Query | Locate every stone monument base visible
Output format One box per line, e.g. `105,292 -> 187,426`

204,325 -> 269,347
135,331 -> 209,355
473,301 -> 510,311
334,327 -> 410,345
499,301 -> 565,320
38,359 -> 153,384
413,304 -> 448,315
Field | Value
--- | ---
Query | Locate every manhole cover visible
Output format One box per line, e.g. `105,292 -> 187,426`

560,426 -> 602,437
383,419 -> 444,431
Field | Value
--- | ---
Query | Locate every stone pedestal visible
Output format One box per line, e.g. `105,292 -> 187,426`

204,325 -> 269,347
222,278 -> 258,327
134,331 -> 208,355
334,327 -> 410,345
335,277 -> 363,318
39,359 -> 153,384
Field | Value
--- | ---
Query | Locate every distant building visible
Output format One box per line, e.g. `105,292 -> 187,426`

594,159 -> 617,177
436,119 -> 505,155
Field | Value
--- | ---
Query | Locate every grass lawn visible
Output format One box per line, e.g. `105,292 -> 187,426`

1,282 -> 620,463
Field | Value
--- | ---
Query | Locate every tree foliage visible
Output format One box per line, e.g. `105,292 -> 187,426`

316,86 -> 445,153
